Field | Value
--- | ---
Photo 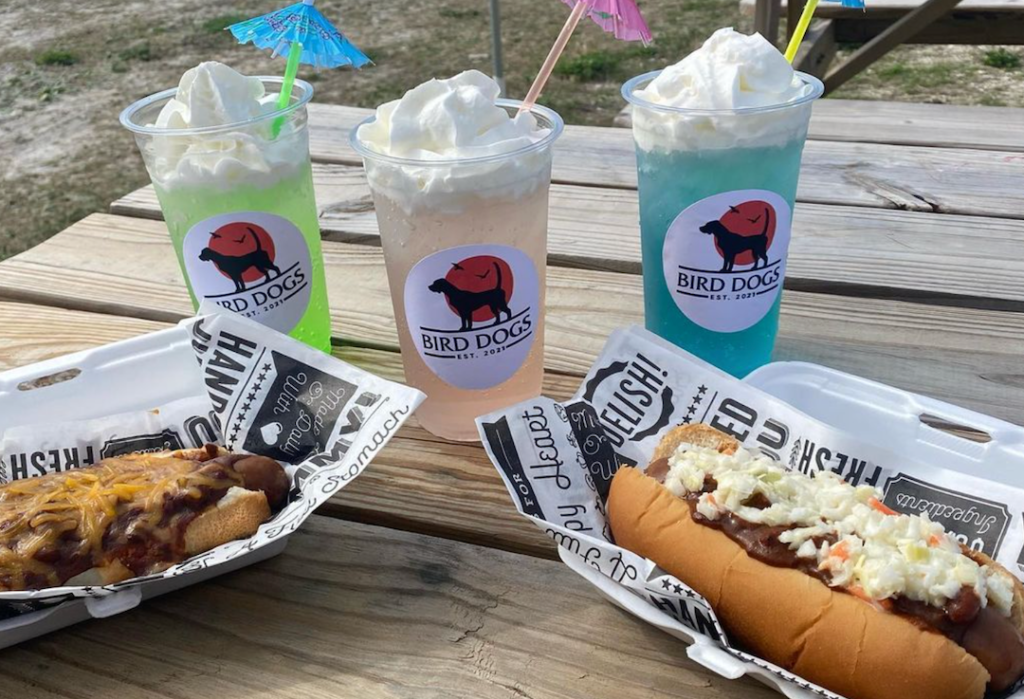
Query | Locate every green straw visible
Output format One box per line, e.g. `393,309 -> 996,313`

784,0 -> 820,63
272,40 -> 303,138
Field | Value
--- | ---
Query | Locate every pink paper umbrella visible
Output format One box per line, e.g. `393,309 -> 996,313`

521,0 -> 652,111
561,0 -> 653,43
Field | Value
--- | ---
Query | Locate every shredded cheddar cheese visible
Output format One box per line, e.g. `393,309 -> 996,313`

0,452 -> 240,590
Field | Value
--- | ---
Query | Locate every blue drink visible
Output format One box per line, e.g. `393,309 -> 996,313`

623,70 -> 823,377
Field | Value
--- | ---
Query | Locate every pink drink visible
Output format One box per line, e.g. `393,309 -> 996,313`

352,87 -> 563,441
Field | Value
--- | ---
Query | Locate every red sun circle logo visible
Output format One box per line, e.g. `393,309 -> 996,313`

443,255 -> 514,323
206,223 -> 277,283
712,200 -> 777,266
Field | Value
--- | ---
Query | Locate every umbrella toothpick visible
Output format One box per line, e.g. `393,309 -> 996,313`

228,0 -> 370,138
519,0 -> 651,115
520,0 -> 593,113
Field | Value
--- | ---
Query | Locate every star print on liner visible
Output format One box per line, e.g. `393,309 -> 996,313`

681,384 -> 711,425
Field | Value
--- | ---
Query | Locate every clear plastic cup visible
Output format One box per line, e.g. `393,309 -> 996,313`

351,101 -> 564,441
121,78 -> 332,352
623,71 -> 823,377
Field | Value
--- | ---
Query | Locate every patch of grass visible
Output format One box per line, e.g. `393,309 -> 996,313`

35,49 -> 78,67
979,94 -> 1008,107
874,61 -> 958,90
878,62 -> 908,78
362,46 -> 388,63
38,85 -> 66,102
438,7 -> 482,19
983,48 -> 1021,70
201,14 -> 246,34
118,42 -> 153,62
554,50 -> 624,82
904,63 -> 958,89
627,45 -> 659,59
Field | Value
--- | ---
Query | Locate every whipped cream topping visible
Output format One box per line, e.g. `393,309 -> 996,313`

353,70 -> 558,214
137,62 -> 307,190
663,442 -> 1015,616
626,28 -> 819,151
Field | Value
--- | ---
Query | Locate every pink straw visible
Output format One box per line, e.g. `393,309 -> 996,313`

519,0 -> 595,114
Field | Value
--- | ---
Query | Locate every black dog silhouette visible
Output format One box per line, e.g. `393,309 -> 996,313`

699,207 -> 772,272
429,262 -> 510,331
199,227 -> 281,293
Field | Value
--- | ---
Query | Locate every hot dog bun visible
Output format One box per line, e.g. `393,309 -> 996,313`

608,425 -> 1005,699
1,447 -> 287,591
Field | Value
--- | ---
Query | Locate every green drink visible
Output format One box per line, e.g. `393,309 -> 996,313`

121,63 -> 331,352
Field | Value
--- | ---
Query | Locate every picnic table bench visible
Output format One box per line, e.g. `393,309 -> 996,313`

0,97 -> 1022,697
743,0 -> 1024,92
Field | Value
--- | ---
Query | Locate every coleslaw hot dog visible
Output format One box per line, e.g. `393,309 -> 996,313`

609,424 -> 1024,699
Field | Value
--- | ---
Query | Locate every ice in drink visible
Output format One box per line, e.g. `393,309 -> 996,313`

351,71 -> 563,441
622,29 -> 823,377
121,62 -> 332,352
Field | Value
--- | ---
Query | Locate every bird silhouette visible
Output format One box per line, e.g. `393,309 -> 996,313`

210,232 -> 222,239
451,262 -> 465,271
234,235 -> 248,244
748,214 -> 762,223
728,205 -> 742,214
476,269 -> 491,280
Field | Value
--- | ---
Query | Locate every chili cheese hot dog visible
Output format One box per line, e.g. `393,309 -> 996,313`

607,424 -> 1024,699
0,445 -> 288,591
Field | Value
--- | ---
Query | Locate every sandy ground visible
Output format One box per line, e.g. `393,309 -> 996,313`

1,0 -> 1021,261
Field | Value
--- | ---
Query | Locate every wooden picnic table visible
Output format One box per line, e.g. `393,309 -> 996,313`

0,98 -> 1022,697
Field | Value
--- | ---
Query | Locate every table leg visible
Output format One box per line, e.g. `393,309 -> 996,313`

754,0 -> 782,46
787,0 -> 806,40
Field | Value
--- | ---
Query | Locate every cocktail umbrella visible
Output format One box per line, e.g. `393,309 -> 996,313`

784,0 -> 865,62
521,0 -> 652,111
228,0 -> 370,134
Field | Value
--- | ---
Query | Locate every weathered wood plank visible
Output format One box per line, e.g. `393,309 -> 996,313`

308,103 -> 1024,214
0,515 -> 780,699
112,169 -> 1024,309
0,214 -> 638,377
803,100 -> 1024,152
2,221 -> 1024,425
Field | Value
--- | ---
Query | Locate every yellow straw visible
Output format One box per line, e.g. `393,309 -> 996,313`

784,0 -> 821,63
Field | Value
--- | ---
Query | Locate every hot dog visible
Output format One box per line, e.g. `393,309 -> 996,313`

607,424 -> 1024,699
0,445 -> 288,591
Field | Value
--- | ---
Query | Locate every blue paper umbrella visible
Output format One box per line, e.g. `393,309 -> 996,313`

229,0 -> 370,136
229,0 -> 371,71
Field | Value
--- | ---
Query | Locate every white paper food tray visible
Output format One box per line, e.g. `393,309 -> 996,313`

0,311 -> 423,649
554,359 -> 1024,699
0,327 -> 240,647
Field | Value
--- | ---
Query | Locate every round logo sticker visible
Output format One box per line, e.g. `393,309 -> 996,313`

662,190 -> 792,333
404,244 -> 540,390
183,212 -> 312,334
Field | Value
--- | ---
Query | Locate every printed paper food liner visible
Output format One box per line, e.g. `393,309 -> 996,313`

477,326 -> 1024,699
0,305 -> 424,610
